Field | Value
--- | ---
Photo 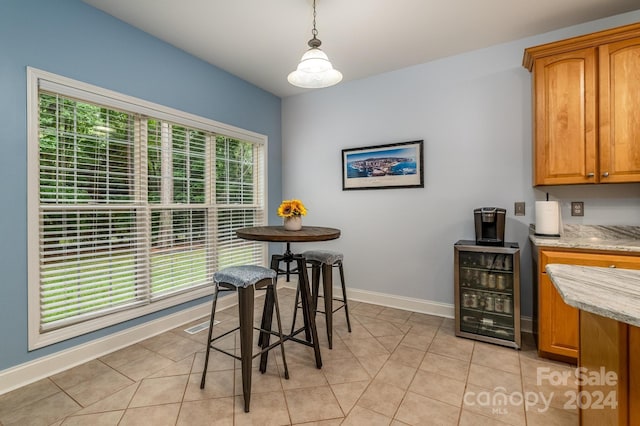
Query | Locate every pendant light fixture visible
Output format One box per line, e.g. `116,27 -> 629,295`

287,0 -> 342,89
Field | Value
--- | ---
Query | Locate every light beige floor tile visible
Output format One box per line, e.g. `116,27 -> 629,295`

419,352 -> 470,382
377,335 -> 404,352
335,321 -> 374,340
149,353 -> 196,378
467,363 -> 522,395
184,370 -> 234,401
458,409 -> 512,426
119,403 -> 180,426
111,350 -> 175,381
99,344 -> 154,369
177,397 -> 234,426
472,342 -> 521,375
388,344 -> 426,368
359,318 -> 406,338
374,360 -> 417,390
462,383 -> 526,426
342,405 -> 392,426
129,375 -> 188,407
400,331 -> 435,351
343,337 -> 390,358
50,359 -> 114,390
0,378 -> 59,415
321,356 -> 371,385
350,303 -> 385,318
284,385 -> 343,424
357,354 -> 390,377
234,366 -> 286,394
0,391 -> 81,426
64,369 -> 134,407
60,410 -> 124,425
525,400 -> 578,426
408,370 -> 466,407
406,312 -> 444,328
234,391 -> 291,425
330,380 -> 370,414
152,334 -> 204,361
395,391 -> 460,426
519,353 -> 575,380
522,371 -> 578,410
357,379 -> 405,418
281,361 -> 328,389
76,382 -> 139,415
428,333 -> 474,362
377,307 -> 412,324
315,336 -> 357,362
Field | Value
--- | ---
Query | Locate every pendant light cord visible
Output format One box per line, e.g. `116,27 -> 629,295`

312,0 -> 318,39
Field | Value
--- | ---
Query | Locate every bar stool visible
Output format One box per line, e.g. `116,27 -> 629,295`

200,265 -> 289,413
292,250 -> 352,349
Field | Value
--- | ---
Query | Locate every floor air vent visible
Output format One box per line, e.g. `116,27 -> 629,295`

184,320 -> 219,334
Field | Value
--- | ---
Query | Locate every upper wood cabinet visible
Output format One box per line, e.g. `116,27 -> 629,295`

524,23 -> 640,185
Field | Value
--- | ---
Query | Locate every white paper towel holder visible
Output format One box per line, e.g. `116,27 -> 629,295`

534,196 -> 562,238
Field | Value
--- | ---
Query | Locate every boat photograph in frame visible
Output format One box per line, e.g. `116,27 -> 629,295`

342,140 -> 424,190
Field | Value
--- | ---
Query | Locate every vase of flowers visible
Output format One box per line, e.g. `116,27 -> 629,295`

278,199 -> 306,231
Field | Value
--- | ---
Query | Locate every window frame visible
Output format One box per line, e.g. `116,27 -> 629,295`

27,67 -> 268,350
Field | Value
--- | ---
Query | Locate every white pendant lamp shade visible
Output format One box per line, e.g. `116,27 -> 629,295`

288,0 -> 342,89
287,47 -> 343,88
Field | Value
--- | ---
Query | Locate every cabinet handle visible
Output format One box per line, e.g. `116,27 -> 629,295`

602,172 -> 609,177
609,265 -> 616,268
586,173 -> 595,178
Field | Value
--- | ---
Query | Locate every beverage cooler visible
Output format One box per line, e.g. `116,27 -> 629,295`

454,240 -> 521,349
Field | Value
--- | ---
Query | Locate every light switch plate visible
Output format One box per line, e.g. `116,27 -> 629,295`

514,202 -> 525,216
571,201 -> 584,216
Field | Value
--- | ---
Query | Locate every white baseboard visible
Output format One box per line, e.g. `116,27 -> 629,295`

1,282 -> 534,396
283,283 -> 534,333
0,294 -> 236,396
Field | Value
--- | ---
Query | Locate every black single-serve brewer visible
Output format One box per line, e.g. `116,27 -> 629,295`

474,207 -> 506,246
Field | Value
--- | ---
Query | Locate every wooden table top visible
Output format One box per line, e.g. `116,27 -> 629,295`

236,226 -> 341,243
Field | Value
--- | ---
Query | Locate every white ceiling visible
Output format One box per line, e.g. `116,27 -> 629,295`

82,0 -> 639,98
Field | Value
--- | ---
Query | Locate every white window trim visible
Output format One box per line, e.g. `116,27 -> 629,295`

26,67 -> 269,350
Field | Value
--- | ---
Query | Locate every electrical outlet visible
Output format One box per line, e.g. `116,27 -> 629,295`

514,202 -> 525,216
571,201 -> 584,216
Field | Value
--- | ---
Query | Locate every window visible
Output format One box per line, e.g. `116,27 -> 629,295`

27,68 -> 267,349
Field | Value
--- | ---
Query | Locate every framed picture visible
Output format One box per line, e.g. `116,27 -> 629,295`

342,140 -> 424,190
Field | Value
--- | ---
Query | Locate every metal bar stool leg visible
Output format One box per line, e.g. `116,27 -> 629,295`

295,255 -> 322,368
321,262 -> 334,349
200,283 -> 221,389
338,261 -> 352,332
237,285 -> 255,413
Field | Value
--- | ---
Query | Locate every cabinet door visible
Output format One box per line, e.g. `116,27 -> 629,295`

630,325 -> 640,425
539,251 -> 640,360
599,37 -> 640,183
533,49 -> 597,185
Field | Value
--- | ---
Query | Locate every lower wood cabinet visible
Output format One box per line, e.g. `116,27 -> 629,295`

579,311 -> 640,425
536,249 -> 640,361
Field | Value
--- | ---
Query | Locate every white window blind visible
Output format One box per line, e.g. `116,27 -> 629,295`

28,67 -> 267,348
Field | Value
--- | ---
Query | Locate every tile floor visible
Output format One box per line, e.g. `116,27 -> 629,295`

0,285 -> 579,425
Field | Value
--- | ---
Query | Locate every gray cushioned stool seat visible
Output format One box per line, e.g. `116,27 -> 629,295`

213,265 -> 276,288
301,250 -> 343,265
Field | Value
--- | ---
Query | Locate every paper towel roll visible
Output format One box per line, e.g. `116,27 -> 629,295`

535,201 -> 560,236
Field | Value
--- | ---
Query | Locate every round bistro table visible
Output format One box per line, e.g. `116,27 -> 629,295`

235,226 -> 341,369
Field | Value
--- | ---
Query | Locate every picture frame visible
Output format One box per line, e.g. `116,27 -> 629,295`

342,140 -> 424,190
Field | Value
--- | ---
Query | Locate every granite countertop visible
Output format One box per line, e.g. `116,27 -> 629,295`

546,263 -> 640,327
529,224 -> 640,253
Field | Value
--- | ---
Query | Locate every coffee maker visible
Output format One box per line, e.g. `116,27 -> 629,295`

474,207 -> 506,246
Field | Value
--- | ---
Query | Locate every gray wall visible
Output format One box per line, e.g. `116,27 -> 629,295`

0,0 -> 282,371
281,10 -> 640,319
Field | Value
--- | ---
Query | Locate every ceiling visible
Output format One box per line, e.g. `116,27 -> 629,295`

82,0 -> 639,98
